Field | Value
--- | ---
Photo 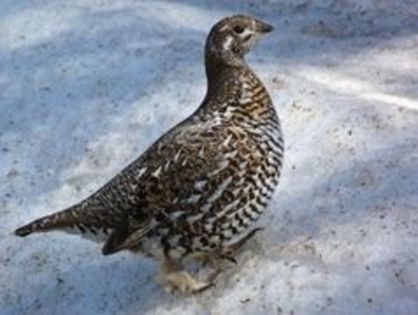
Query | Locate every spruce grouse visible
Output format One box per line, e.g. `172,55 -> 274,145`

15,15 -> 284,294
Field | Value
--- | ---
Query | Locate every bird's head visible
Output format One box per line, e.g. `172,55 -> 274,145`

205,15 -> 274,66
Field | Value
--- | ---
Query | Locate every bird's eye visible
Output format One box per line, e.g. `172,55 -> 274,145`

233,25 -> 245,34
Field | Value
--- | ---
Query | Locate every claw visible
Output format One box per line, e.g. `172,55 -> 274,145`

194,281 -> 215,293
158,257 -> 215,295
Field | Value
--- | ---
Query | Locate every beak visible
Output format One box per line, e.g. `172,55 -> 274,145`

254,20 -> 274,33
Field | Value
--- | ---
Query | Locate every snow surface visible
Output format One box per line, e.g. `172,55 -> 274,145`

1,0 -> 418,314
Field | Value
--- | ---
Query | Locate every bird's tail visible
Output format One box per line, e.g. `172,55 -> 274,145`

15,205 -> 82,237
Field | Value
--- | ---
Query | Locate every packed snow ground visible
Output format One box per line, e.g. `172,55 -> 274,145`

1,0 -> 418,314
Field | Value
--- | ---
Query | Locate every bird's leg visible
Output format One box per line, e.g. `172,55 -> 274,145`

156,256 -> 214,295
219,227 -> 264,263
197,227 -> 264,282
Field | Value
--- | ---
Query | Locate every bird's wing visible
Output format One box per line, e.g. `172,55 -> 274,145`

98,120 -> 247,254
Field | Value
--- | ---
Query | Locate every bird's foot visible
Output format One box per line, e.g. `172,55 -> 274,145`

161,270 -> 214,295
157,257 -> 214,295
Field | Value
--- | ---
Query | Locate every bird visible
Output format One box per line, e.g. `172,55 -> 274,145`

15,14 -> 284,294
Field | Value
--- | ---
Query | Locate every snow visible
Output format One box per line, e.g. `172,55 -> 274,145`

1,0 -> 418,314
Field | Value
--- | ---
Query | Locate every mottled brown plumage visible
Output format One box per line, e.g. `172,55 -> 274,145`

15,15 -> 283,294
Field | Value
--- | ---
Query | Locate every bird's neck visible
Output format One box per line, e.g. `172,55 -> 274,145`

205,50 -> 246,86
195,57 -> 275,126
204,53 -> 248,101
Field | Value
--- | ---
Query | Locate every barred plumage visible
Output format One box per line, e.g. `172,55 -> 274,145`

15,15 -> 283,294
